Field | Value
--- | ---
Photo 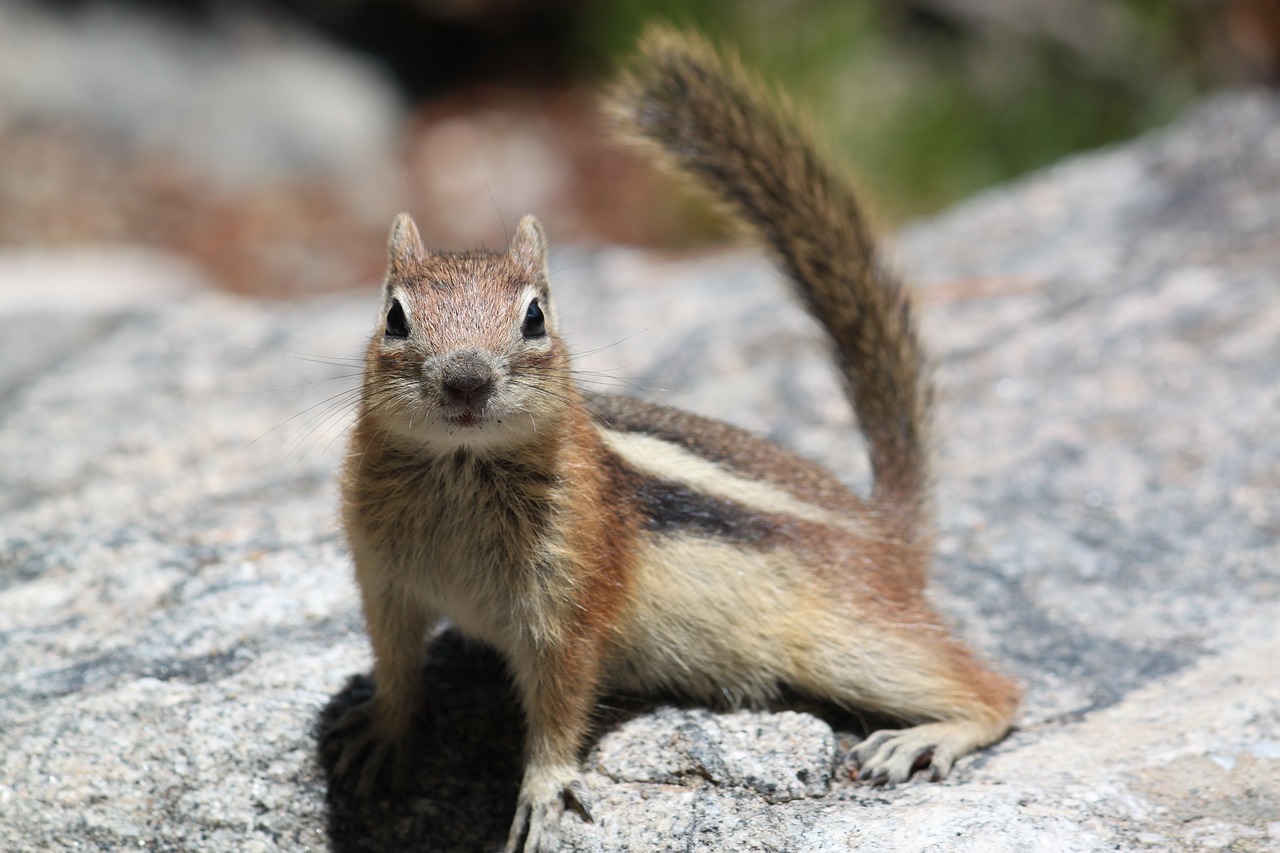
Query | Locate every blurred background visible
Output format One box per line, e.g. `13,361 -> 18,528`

1,0 -> 1276,297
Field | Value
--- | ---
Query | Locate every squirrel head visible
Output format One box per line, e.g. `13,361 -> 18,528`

362,212 -> 573,454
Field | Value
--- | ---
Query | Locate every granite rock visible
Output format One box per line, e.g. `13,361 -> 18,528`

2,92 -> 1278,852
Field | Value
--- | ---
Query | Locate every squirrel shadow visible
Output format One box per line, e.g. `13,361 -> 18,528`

316,629 -> 890,852
317,630 -> 670,852
316,629 -> 527,853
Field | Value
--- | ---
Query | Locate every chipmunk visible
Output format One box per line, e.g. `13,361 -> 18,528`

328,25 -> 1020,853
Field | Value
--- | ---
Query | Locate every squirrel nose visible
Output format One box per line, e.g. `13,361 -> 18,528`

441,350 -> 496,406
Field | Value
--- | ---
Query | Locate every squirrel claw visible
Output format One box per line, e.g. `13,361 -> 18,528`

852,727 -> 952,786
504,765 -> 590,853
563,780 -> 594,823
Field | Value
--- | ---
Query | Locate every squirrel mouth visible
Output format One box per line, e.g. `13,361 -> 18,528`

446,409 -> 483,428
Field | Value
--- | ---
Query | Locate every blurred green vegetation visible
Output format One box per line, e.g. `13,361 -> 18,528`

575,0 -> 1218,221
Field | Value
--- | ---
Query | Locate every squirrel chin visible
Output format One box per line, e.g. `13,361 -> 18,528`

388,412 -> 541,456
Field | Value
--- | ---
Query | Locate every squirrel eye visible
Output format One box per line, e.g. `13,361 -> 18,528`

385,298 -> 409,338
522,299 -> 546,339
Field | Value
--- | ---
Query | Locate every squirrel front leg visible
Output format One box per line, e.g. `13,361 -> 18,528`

503,626 -> 603,853
329,548 -> 436,795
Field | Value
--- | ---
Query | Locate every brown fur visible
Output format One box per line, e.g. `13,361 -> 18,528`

610,27 -> 933,538
589,391 -> 875,522
329,27 -> 1020,853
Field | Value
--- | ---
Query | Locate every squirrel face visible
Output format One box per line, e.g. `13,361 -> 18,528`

361,213 -> 572,454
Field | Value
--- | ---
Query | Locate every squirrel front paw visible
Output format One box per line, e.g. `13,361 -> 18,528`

322,698 -> 415,797
504,764 -> 593,853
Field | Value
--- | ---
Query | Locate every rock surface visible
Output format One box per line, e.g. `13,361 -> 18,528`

2,92 -> 1279,852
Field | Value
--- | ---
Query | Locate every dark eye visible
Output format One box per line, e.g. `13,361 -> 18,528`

522,298 -> 546,339
385,298 -> 409,338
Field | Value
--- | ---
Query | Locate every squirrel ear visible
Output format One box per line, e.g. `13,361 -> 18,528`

511,214 -> 549,279
386,212 -> 426,279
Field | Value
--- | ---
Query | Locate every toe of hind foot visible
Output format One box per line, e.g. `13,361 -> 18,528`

851,724 -> 966,786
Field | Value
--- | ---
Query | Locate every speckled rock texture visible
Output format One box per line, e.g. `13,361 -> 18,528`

3,92 -> 1278,852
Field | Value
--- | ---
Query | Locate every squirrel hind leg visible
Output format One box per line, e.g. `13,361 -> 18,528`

792,611 -> 1020,783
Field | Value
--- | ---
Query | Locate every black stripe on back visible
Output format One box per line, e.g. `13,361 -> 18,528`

597,439 -> 787,547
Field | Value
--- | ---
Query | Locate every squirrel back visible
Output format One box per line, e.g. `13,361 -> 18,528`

610,27 -> 933,539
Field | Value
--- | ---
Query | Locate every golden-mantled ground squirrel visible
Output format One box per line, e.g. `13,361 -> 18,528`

328,26 -> 1020,853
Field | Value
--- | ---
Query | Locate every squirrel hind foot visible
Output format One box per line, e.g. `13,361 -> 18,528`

850,719 -> 1007,785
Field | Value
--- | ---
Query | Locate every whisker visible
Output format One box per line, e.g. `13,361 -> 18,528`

544,260 -> 581,279
278,390 -> 363,470
489,182 -> 508,249
508,367 -> 670,399
253,373 -> 364,396
247,384 -> 362,450
303,413 -> 361,473
242,345 -> 365,368
568,328 -> 649,358
572,374 -> 669,394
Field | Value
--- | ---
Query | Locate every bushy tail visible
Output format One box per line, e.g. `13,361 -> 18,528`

610,25 -> 933,537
